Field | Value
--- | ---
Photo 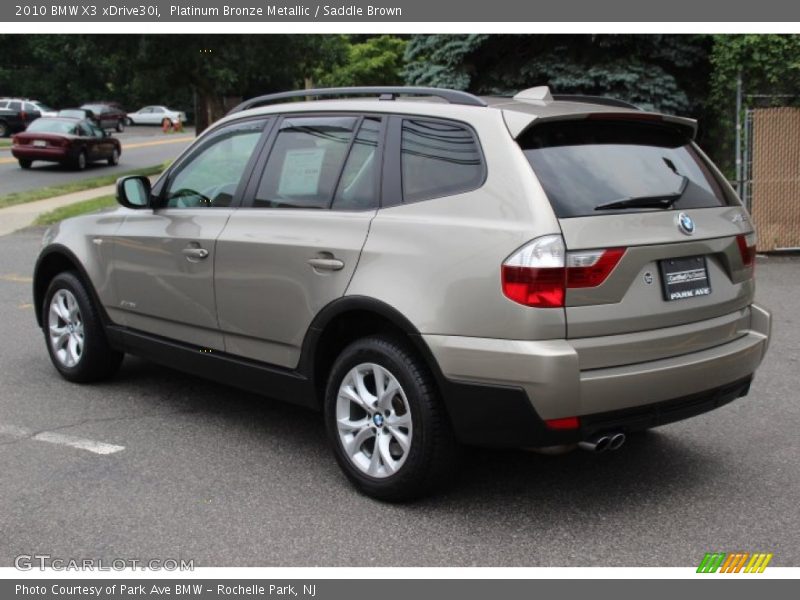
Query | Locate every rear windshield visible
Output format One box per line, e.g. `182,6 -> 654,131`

26,119 -> 77,134
519,120 -> 733,218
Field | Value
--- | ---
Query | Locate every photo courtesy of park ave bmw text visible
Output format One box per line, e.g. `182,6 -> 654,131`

0,0 -> 799,596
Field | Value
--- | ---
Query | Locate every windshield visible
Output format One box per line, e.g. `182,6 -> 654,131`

27,119 -> 78,134
519,120 -> 734,218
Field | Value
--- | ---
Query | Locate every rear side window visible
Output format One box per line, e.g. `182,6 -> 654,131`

254,116 -> 359,209
401,119 -> 484,202
519,120 -> 733,218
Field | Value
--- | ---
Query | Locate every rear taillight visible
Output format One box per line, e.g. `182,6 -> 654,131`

544,416 -> 580,430
736,232 -> 757,269
502,235 -> 625,308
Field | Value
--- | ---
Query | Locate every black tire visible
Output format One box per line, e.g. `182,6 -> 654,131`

18,159 -> 32,169
108,147 -> 119,166
0,121 -> 9,137
116,119 -> 125,133
73,150 -> 87,170
42,271 -> 123,383
324,335 -> 458,502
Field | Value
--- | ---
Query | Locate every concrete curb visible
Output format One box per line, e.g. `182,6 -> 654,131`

0,184 -> 116,237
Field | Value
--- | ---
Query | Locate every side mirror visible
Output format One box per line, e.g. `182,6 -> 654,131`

116,175 -> 152,209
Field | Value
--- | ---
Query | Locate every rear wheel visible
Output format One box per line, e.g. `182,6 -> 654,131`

0,121 -> 9,137
324,336 -> 458,502
43,271 -> 123,383
108,148 -> 119,166
73,150 -> 87,170
18,159 -> 32,169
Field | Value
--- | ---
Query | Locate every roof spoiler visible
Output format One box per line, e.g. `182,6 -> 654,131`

507,111 -> 698,140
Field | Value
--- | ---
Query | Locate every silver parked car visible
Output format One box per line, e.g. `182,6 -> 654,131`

33,86 -> 771,501
126,105 -> 186,127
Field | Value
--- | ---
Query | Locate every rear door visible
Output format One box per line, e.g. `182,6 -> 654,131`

214,114 -> 383,368
110,117 -> 271,349
518,117 -> 756,355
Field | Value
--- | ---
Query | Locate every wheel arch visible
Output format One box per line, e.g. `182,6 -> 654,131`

299,296 -> 448,409
33,245 -> 108,328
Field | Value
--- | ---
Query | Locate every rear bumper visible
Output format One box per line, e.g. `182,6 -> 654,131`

12,146 -> 69,162
425,303 -> 771,447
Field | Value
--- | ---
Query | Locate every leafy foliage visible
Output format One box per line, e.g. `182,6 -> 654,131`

318,35 -> 407,87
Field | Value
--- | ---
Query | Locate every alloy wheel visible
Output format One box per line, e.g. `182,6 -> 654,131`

335,362 -> 413,478
48,289 -> 84,368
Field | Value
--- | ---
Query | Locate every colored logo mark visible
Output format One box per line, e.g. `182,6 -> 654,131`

697,552 -> 773,573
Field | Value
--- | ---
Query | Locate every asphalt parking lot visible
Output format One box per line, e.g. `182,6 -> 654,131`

0,228 -> 797,567
0,126 -> 195,197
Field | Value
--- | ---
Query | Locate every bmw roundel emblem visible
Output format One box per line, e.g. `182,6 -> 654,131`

677,212 -> 695,236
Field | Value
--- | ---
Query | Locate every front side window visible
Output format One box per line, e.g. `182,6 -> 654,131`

253,116 -> 359,209
163,119 -> 267,209
401,118 -> 485,203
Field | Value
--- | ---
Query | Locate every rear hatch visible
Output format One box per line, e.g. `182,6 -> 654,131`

517,115 -> 757,367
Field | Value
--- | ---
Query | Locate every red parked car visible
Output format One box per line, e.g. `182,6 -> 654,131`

11,117 -> 121,170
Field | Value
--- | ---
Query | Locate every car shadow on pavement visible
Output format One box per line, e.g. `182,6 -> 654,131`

109,355 -> 716,515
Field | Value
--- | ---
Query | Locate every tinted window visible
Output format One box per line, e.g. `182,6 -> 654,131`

26,119 -> 77,134
163,119 -> 267,209
401,119 -> 484,202
519,120 -> 732,218
254,116 -> 358,209
9,101 -> 21,111
332,118 -> 381,210
78,122 -> 93,137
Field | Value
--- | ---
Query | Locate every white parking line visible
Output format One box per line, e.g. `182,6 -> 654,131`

0,423 -> 125,455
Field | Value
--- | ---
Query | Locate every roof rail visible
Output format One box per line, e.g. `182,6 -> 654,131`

551,94 -> 641,110
227,86 -> 488,115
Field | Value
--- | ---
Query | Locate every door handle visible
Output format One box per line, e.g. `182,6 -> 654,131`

308,257 -> 345,271
182,247 -> 209,260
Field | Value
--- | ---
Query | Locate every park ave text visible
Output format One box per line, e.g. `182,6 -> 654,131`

16,584 -> 317,597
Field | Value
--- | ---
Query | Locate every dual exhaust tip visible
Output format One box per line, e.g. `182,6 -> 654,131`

578,432 -> 626,454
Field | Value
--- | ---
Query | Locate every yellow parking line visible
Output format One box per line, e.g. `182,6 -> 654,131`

0,274 -> 33,283
123,136 -> 194,150
0,136 -> 193,164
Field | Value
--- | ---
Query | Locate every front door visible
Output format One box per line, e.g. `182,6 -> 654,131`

110,117 -> 271,349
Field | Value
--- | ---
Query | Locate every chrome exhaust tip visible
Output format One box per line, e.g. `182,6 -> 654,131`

578,435 -> 612,453
609,432 -> 626,451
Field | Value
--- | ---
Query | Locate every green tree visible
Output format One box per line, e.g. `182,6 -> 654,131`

318,35 -> 407,87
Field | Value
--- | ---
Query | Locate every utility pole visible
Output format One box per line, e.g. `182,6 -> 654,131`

735,70 -> 743,194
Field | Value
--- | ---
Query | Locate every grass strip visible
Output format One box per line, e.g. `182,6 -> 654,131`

0,160 -> 168,209
33,195 -> 117,226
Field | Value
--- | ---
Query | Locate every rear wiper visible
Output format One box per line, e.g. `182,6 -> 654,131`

595,176 -> 688,211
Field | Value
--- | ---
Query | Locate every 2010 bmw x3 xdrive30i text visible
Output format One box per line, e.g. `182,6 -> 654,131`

33,86 -> 771,501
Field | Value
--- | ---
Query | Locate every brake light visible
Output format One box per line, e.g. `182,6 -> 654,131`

736,232 -> 757,268
544,416 -> 580,430
502,235 -> 625,308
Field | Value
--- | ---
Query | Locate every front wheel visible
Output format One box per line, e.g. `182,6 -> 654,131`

116,119 -> 125,133
324,336 -> 458,502
108,147 -> 119,166
43,272 -> 123,383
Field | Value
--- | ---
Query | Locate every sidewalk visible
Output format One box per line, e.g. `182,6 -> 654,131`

0,184 -> 115,236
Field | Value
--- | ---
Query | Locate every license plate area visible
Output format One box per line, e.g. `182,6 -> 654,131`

659,255 -> 711,301
33,140 -> 46,147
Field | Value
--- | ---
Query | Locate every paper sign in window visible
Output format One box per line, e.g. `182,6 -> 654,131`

277,148 -> 325,196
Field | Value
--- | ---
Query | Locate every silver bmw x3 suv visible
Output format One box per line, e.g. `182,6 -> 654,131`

33,86 -> 771,500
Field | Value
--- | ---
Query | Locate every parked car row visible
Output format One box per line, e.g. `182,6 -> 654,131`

1,96 -> 188,138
